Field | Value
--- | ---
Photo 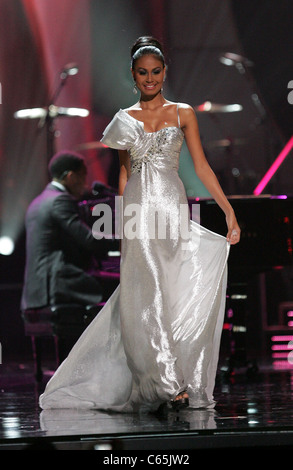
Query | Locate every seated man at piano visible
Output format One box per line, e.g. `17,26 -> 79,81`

21,150 -> 108,310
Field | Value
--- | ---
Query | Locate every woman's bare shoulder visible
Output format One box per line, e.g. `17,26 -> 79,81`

177,103 -> 197,127
177,102 -> 195,113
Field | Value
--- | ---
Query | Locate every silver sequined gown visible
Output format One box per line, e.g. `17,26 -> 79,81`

39,107 -> 230,413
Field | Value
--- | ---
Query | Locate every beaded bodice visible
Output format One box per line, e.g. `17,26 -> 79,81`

129,126 -> 184,174
100,108 -> 184,176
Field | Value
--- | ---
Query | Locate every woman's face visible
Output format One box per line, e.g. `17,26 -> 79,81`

132,55 -> 165,97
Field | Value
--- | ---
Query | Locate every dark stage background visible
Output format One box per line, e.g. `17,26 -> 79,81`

0,0 -> 292,362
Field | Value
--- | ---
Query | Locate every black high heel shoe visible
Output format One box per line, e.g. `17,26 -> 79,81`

171,392 -> 189,411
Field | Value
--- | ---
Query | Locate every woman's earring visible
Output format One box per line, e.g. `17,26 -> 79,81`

133,83 -> 138,95
161,75 -> 166,92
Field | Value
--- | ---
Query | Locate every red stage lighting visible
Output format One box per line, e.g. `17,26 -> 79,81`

254,136 -> 293,195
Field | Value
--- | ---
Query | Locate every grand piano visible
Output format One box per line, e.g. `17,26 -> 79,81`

192,195 -> 293,273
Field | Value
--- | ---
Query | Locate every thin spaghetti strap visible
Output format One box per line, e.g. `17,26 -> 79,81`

176,103 -> 181,128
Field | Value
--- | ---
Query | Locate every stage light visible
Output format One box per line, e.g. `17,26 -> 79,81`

58,107 -> 89,117
253,136 -> 293,195
66,66 -> 79,76
219,52 -> 254,68
14,108 -> 47,119
195,101 -> 242,113
60,63 -> 79,79
0,236 -> 15,255
14,106 -> 89,120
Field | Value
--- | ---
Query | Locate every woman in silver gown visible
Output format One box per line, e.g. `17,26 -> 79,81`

39,36 -> 240,413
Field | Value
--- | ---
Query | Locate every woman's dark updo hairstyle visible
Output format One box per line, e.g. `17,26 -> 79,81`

131,36 -> 165,69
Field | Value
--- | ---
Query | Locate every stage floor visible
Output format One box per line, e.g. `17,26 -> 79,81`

1,356 -> 293,453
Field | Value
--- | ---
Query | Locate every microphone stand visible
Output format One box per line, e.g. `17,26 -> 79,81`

221,54 -> 286,194
39,65 -> 78,164
236,60 -> 286,194
44,72 -> 70,164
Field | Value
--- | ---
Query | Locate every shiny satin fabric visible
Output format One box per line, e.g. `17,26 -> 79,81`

39,108 -> 230,413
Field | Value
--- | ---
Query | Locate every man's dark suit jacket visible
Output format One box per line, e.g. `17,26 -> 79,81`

21,183 -> 103,309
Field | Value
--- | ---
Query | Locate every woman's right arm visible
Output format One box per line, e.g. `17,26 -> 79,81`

118,150 -> 130,196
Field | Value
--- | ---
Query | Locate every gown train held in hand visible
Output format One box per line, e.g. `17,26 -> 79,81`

39,106 -> 230,413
